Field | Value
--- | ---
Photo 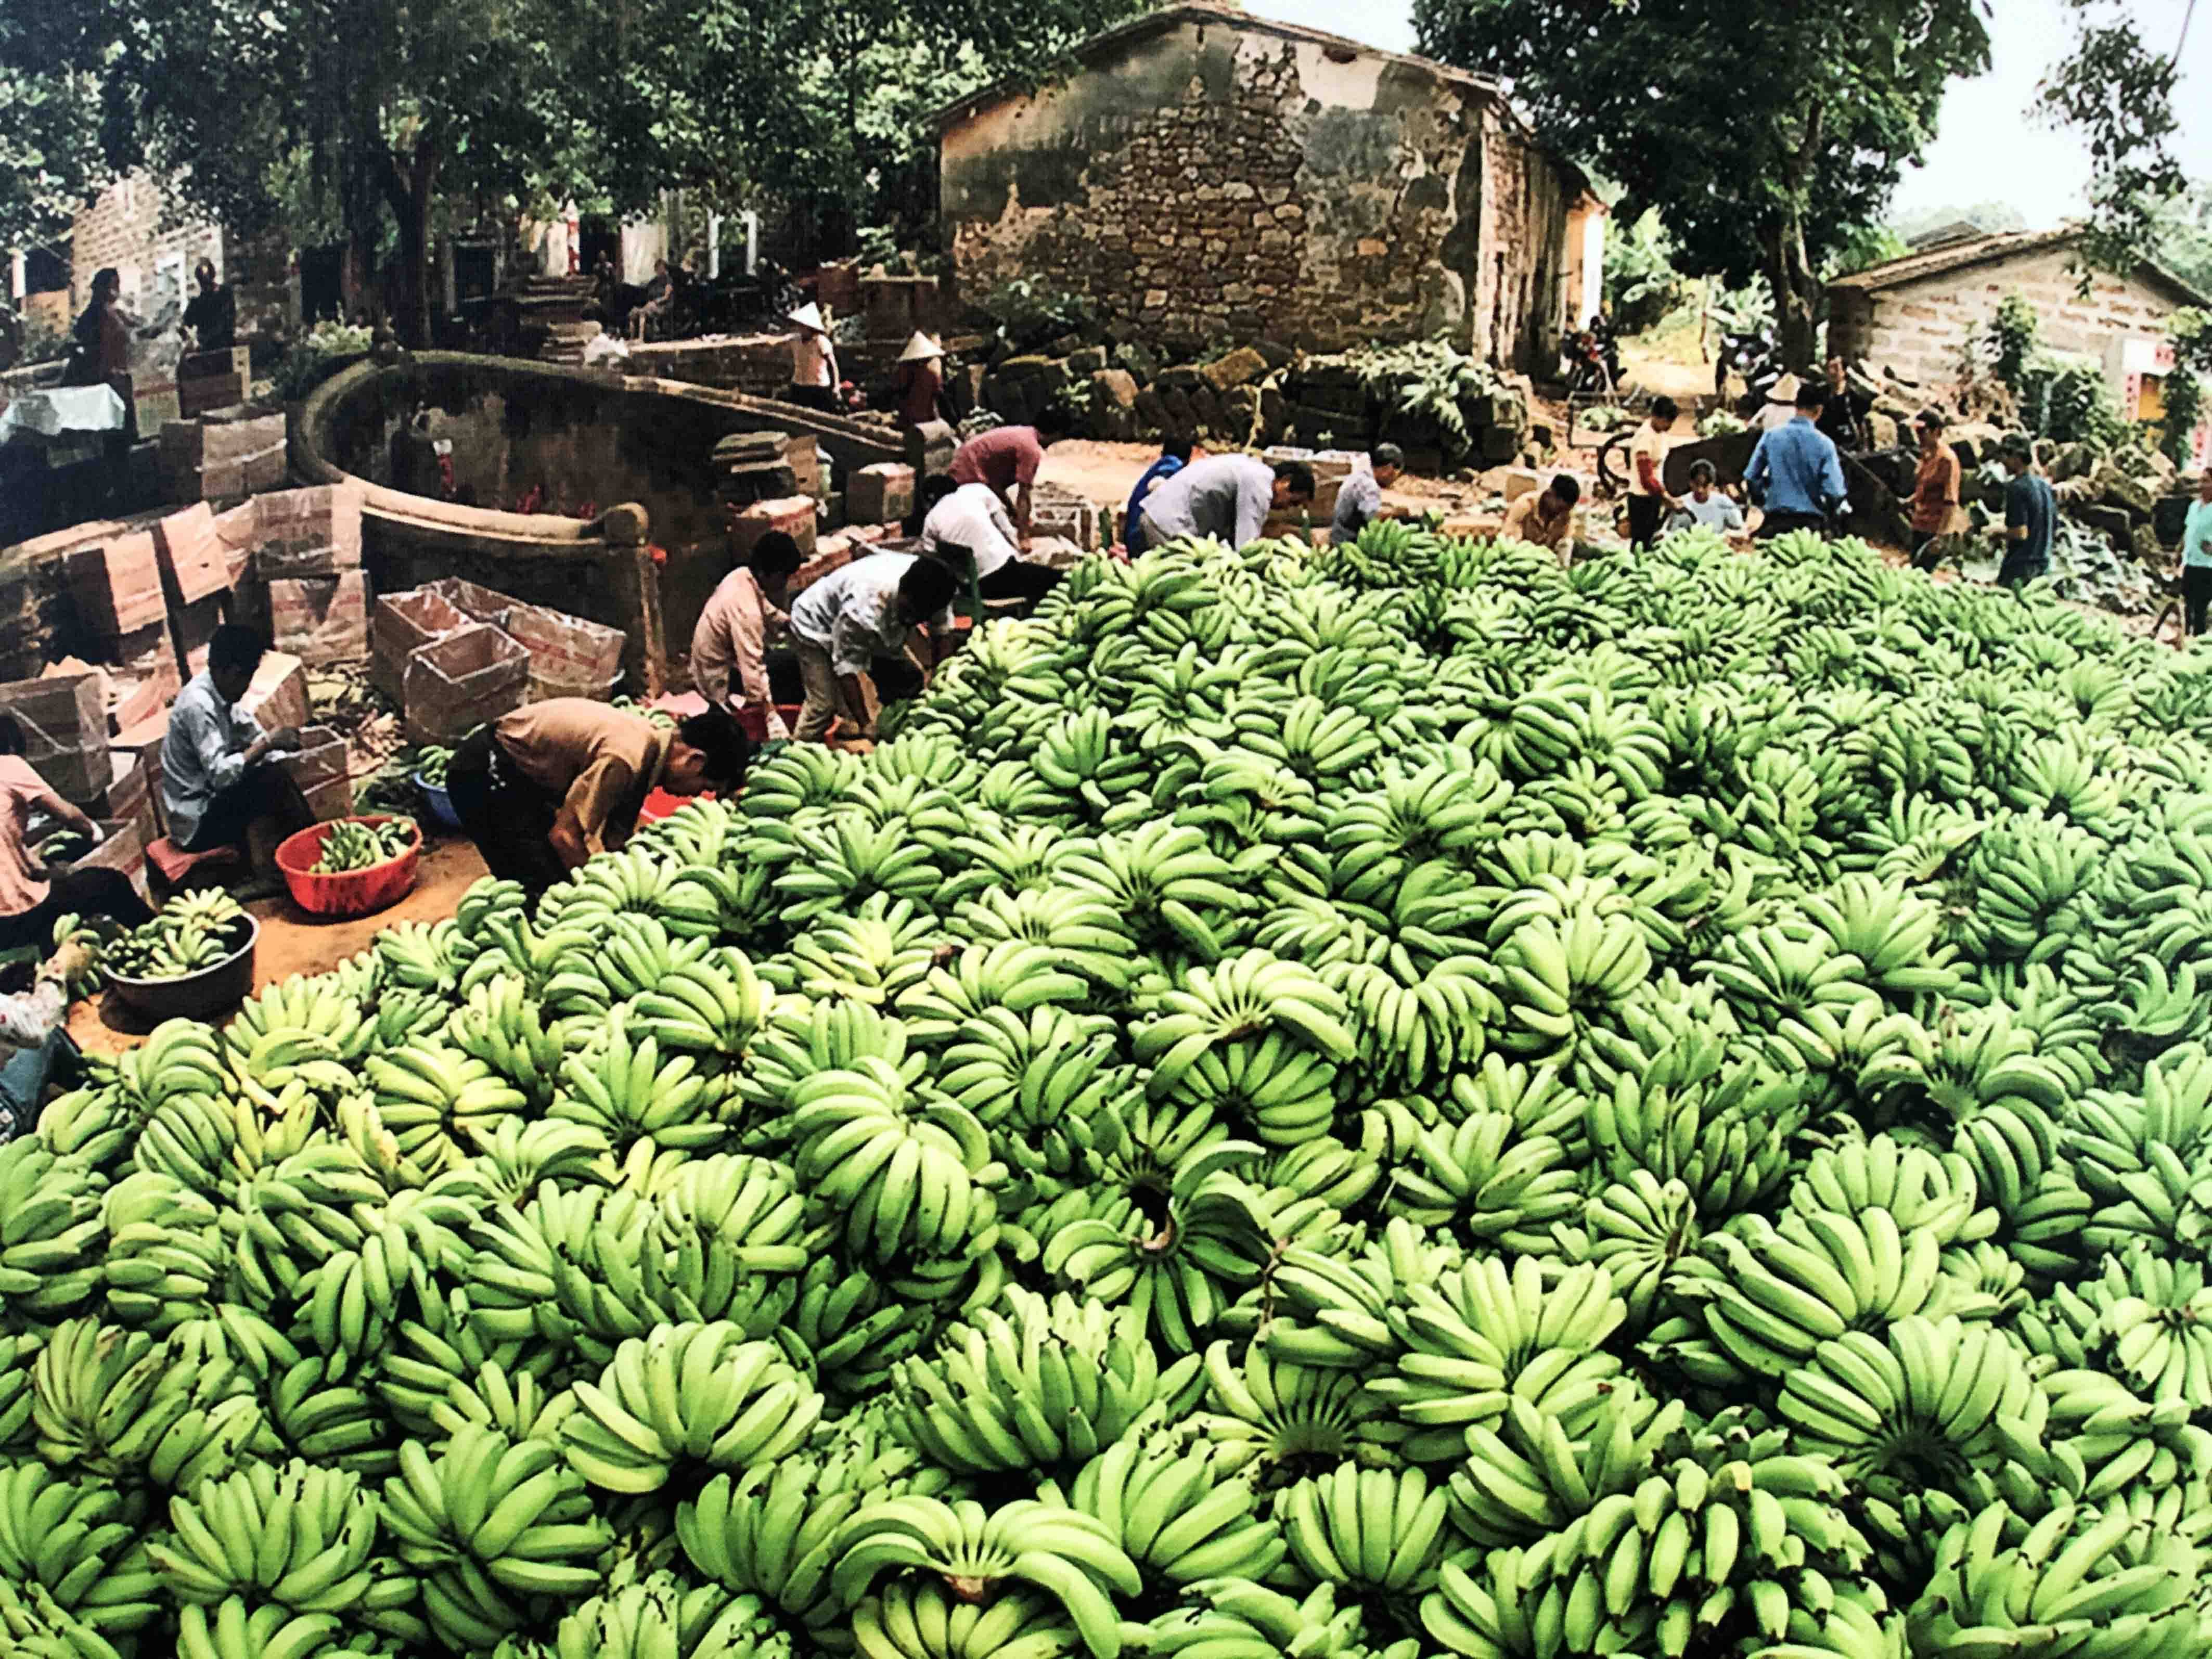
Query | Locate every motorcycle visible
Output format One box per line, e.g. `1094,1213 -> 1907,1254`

1714,326 -> 1785,414
1563,329 -> 1618,397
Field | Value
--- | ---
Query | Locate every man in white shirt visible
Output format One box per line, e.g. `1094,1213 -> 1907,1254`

918,478 -> 1063,606
163,624 -> 313,881
1625,397 -> 1680,550
786,552 -> 961,742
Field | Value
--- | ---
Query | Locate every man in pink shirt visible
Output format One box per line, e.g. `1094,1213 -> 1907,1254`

692,531 -> 804,740
948,407 -> 1071,543
0,714 -> 151,952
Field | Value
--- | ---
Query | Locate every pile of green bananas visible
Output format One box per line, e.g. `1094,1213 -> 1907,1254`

18,521 -> 2212,1659
98,889 -> 250,981
415,747 -> 455,788
37,828 -> 93,866
308,819 -> 415,874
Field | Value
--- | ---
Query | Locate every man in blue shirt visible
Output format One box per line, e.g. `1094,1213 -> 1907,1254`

2183,466 -> 2212,636
1744,380 -> 1848,539
1122,438 -> 1193,557
1998,433 -> 2057,589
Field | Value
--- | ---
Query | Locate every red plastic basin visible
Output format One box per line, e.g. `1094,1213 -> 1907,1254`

275,815 -> 422,919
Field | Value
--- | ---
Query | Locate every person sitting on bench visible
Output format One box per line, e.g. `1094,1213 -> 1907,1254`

163,625 -> 314,889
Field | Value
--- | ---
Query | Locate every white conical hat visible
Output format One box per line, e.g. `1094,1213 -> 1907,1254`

787,302 -> 827,335
898,331 -> 944,364
1766,373 -> 1802,404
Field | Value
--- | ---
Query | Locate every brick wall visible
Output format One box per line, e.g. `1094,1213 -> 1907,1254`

1831,247 -> 2188,389
940,17 -> 1578,368
71,173 -> 223,319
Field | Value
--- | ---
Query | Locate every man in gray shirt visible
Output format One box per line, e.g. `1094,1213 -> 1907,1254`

1331,443 -> 1404,544
1139,455 -> 1316,550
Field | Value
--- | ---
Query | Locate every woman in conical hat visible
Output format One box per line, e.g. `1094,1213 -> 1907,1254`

786,302 -> 840,413
894,332 -> 947,430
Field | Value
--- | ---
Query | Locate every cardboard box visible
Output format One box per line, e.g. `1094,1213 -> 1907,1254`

849,463 -> 916,526
731,496 -> 818,562
403,624 -> 529,745
279,724 -> 349,797
301,775 -> 354,821
236,651 -> 310,739
154,503 -> 234,605
504,601 -> 626,702
61,628 -> 179,735
0,674 -> 109,800
420,576 -> 518,627
208,501 -> 261,588
113,717 -> 168,836
171,593 -> 229,679
67,528 -> 165,635
269,572 -> 368,666
64,752 -> 148,828
371,588 -> 471,702
253,484 -> 364,578
67,817 -> 150,903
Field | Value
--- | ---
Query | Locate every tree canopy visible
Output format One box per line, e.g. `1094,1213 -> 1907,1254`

3,0 -> 1144,342
1414,0 -> 1991,369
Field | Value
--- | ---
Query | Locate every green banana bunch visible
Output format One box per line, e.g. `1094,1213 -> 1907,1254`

1276,1463 -> 1450,1593
1447,1386 -> 1687,1549
538,1573 -> 789,1659
1384,1110 -> 1580,1251
367,1041 -> 530,1175
102,890 -> 251,981
308,817 -> 414,873
1586,1028 -> 1802,1218
100,1169 -> 226,1332
1909,1500 -> 2202,1659
31,1318 -> 266,1486
561,1321 -> 821,1493
551,1011 -> 731,1154
894,1288 -> 1192,1476
448,975 -> 565,1109
0,1462 -> 162,1637
149,1459 -> 383,1614
0,1139 -> 106,1326
1778,1315 -> 2041,1509
852,1579 -> 1079,1659
379,1424 -> 614,1648
1582,1172 -> 1701,1329
830,1495 -> 1140,1659
1190,1342 -> 1396,1477
1041,1142 -> 1272,1356
462,1117 -> 610,1204
1666,1207 -> 1954,1379
1057,1435 -> 1284,1586
1367,1258 -> 1626,1462
791,1058 -> 1001,1266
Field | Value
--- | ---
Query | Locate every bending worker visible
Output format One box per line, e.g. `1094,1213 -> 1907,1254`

0,715 -> 151,951
447,700 -> 751,896
163,625 -> 314,891
692,530 -> 804,740
917,475 -> 1064,606
1139,454 -> 1315,551
788,551 -> 961,742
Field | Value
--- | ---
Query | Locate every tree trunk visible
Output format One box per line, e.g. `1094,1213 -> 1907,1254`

380,138 -> 443,346
1768,216 -> 1821,374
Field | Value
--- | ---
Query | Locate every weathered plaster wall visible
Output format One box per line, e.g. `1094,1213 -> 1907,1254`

941,18 -> 1576,367
1831,248 -> 2188,389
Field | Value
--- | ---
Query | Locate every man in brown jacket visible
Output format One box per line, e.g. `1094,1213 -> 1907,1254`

445,700 -> 750,894
692,531 -> 804,738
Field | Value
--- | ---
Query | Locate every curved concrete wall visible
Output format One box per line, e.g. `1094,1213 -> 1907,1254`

291,353 -> 903,688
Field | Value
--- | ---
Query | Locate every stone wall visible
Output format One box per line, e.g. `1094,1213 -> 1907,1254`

1831,248 -> 2190,390
940,16 -> 1579,371
70,173 -> 223,319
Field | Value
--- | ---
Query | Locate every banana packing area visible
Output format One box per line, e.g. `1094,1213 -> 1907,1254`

0,472 -> 2208,1659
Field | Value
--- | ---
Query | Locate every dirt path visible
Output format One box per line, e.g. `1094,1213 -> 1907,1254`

68,837 -> 491,1057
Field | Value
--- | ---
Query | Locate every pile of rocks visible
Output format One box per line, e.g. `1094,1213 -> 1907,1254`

942,335 -> 1536,468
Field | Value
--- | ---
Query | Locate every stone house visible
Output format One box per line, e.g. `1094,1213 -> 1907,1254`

932,4 -> 1605,370
1828,228 -> 2210,415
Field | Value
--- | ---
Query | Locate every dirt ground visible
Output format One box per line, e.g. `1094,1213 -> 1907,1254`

68,837 -> 490,1057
